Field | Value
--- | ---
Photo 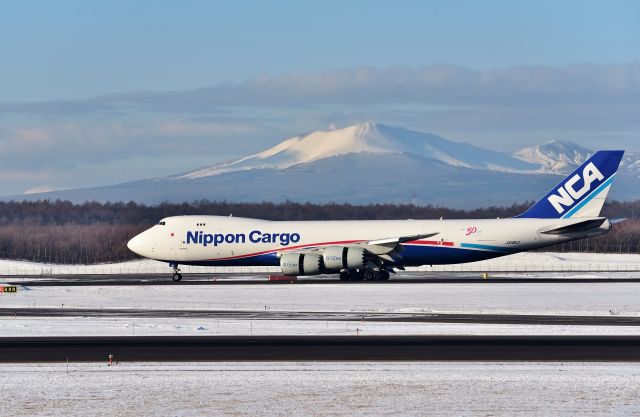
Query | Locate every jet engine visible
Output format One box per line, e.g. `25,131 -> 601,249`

280,253 -> 324,276
322,246 -> 366,271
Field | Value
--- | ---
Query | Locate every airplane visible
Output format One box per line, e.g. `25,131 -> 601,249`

127,150 -> 625,282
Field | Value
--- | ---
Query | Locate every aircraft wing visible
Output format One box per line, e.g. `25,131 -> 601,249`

367,233 -> 439,246
294,233 -> 439,256
362,232 -> 439,255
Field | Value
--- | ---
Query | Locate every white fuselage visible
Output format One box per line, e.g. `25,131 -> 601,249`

127,215 -> 610,268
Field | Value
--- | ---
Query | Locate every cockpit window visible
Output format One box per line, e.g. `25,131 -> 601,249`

158,221 -> 166,225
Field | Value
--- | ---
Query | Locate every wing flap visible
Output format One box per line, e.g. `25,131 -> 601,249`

364,232 -> 439,255
277,233 -> 439,257
368,233 -> 439,246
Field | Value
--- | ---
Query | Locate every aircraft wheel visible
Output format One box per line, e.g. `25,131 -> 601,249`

350,270 -> 364,281
379,270 -> 390,281
339,271 -> 349,281
172,273 -> 183,282
363,269 -> 375,281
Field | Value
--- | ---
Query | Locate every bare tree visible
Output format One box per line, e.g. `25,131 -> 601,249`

0,199 -> 638,264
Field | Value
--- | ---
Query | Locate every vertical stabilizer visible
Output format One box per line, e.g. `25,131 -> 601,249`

516,150 -> 624,219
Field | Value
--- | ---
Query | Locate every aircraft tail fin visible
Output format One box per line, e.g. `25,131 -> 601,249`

516,150 -> 624,219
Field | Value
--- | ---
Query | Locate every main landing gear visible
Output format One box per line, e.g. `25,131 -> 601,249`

339,269 -> 390,281
170,262 -> 183,282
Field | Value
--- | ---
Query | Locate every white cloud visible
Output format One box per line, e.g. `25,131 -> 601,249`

1,62 -> 639,115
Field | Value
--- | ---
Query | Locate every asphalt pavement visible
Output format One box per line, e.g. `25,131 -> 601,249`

5,272 -> 640,286
1,335 -> 639,362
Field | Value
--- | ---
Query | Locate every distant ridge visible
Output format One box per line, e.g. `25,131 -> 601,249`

514,139 -> 640,175
5,123 -> 639,207
513,140 -> 593,174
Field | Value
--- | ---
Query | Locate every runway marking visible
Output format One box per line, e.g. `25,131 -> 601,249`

1,307 -> 639,326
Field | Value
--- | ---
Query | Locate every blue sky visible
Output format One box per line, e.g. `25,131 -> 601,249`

1,0 -> 639,194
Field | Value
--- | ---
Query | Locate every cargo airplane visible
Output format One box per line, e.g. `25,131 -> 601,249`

127,150 -> 624,281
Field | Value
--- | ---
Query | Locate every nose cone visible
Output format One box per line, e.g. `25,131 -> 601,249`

127,233 -> 149,257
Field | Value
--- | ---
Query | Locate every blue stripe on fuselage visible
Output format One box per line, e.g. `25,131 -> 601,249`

459,242 -> 511,253
399,244 -> 510,265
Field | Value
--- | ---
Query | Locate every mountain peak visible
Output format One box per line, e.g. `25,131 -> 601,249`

172,122 -> 540,180
513,140 -> 593,173
172,122 -> 405,179
348,120 -> 377,131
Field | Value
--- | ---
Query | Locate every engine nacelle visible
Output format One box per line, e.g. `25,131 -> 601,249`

322,246 -> 366,271
280,253 -> 324,276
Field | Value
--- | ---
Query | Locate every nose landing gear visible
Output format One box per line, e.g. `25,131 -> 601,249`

169,262 -> 183,282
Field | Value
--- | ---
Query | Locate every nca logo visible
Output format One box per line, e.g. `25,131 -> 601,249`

548,162 -> 604,214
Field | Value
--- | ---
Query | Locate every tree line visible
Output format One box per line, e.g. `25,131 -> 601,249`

0,199 -> 639,264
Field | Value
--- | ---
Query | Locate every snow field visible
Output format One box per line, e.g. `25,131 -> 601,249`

3,253 -> 640,337
1,362 -> 639,417
3,281 -> 640,336
3,282 -> 640,316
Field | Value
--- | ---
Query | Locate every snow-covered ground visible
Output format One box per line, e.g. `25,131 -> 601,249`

3,282 -> 640,316
2,252 -> 640,276
1,362 -> 639,417
2,281 -> 640,336
3,253 -> 640,337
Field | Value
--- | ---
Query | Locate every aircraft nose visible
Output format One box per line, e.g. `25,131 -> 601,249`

127,233 -> 146,256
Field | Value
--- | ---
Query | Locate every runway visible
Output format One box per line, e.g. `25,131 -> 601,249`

2,307 -> 640,326
5,272 -> 640,286
2,335 -> 640,362
4,273 -> 640,360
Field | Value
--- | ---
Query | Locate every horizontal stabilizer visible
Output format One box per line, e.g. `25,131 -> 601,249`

610,218 -> 628,225
540,218 -> 607,235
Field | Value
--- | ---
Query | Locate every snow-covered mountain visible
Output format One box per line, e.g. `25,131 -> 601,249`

173,122 -> 537,179
6,123 -> 639,207
514,140 -> 640,175
513,140 -> 593,174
